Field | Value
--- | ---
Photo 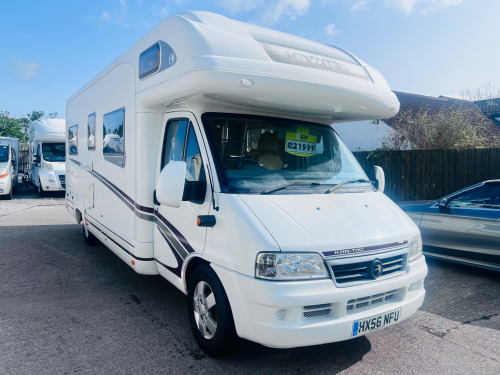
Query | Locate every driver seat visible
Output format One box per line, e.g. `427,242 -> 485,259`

257,133 -> 282,170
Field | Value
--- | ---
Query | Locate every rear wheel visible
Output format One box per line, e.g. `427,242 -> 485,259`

187,265 -> 237,357
83,223 -> 99,246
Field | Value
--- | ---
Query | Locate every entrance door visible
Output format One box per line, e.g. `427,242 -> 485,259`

153,112 -> 212,290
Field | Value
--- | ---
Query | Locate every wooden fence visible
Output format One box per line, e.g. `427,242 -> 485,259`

353,148 -> 500,202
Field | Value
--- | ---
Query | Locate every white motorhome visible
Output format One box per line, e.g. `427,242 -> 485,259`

0,136 -> 19,199
66,11 -> 427,356
28,119 -> 66,196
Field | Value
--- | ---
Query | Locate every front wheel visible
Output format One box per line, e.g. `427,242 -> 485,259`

187,265 -> 237,357
38,181 -> 45,197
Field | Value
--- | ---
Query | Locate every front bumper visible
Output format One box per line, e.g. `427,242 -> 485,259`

39,170 -> 65,191
213,256 -> 427,348
0,175 -> 12,195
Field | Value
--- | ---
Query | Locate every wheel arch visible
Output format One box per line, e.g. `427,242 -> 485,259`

183,255 -> 210,293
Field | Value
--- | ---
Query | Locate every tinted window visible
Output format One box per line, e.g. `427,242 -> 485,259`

449,184 -> 500,209
88,113 -> 96,149
139,43 -> 160,79
0,145 -> 8,163
68,125 -> 78,154
43,143 -> 66,162
103,108 -> 125,155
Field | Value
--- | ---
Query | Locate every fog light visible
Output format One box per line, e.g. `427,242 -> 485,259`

275,309 -> 287,321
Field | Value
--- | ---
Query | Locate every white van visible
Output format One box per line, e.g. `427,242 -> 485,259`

0,136 -> 19,200
28,119 -> 66,196
66,11 -> 427,356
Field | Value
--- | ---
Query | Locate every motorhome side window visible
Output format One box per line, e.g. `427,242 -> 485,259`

161,119 -> 207,204
139,43 -> 160,79
103,108 -> 125,155
68,125 -> 78,154
88,113 -> 96,149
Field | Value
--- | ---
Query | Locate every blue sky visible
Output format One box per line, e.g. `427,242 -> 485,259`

1,0 -> 498,119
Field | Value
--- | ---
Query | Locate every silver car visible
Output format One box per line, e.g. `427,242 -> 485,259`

399,180 -> 500,271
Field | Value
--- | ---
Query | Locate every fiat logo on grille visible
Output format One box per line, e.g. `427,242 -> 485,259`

370,260 -> 383,279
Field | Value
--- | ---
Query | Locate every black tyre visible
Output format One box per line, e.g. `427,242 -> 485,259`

187,265 -> 238,357
6,187 -> 13,200
38,181 -> 45,197
83,223 -> 100,246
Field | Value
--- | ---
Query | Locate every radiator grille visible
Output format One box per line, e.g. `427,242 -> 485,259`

346,290 -> 397,314
303,303 -> 332,318
332,254 -> 406,286
58,174 -> 66,189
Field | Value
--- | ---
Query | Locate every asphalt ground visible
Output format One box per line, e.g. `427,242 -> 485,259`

1,187 -> 499,374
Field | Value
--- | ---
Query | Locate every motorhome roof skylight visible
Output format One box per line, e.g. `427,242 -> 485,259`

139,43 -> 160,79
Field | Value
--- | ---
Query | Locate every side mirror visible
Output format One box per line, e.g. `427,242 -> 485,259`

437,198 -> 448,210
374,165 -> 385,193
156,161 -> 187,208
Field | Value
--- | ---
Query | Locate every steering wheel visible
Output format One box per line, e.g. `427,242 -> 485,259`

223,157 -> 260,169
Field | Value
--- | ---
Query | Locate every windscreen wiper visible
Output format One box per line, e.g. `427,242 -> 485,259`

324,179 -> 372,194
261,182 -> 319,195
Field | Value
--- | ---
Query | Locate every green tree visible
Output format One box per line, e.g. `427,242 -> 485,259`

0,111 -> 25,141
382,107 -> 500,150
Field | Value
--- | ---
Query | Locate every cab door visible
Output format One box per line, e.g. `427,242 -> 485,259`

153,112 -> 212,290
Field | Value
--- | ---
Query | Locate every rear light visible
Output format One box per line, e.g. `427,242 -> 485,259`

0,173 -> 8,178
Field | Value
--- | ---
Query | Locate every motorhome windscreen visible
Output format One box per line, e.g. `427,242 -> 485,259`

42,143 -> 66,162
0,146 -> 9,162
202,114 -> 370,194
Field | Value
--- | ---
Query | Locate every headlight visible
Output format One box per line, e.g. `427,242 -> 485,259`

408,235 -> 423,262
42,161 -> 53,170
256,252 -> 329,280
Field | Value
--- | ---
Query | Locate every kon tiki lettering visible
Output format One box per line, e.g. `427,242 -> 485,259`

294,54 -> 347,71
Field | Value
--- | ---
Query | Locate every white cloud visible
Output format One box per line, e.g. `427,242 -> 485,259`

6,58 -> 42,82
99,0 -> 129,26
100,10 -> 111,21
385,0 -> 463,14
262,0 -> 312,25
324,23 -> 339,37
350,0 -> 370,12
215,0 -> 264,14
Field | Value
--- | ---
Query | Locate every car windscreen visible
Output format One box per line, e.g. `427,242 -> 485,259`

0,145 -> 9,163
202,113 -> 370,194
42,143 -> 66,162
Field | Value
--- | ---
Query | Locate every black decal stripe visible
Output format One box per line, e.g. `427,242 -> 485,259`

92,170 -> 134,206
155,211 -> 196,254
87,214 -> 134,247
155,218 -> 190,259
323,241 -> 408,258
135,203 -> 155,214
69,161 -> 155,221
156,228 -> 184,278
87,220 -> 105,236
90,171 -> 135,212
106,234 -> 154,261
